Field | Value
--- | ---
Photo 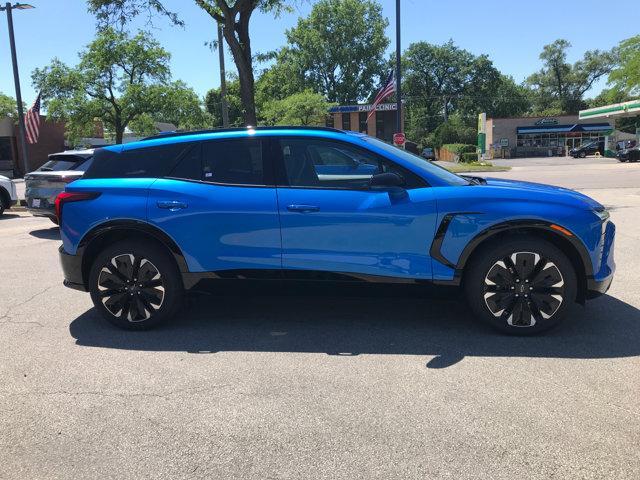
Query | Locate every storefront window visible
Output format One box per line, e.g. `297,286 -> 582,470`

342,113 -> 351,131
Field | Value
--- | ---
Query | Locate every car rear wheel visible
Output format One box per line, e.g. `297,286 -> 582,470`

464,238 -> 577,335
89,240 -> 183,330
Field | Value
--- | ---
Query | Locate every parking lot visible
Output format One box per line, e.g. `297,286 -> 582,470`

1,158 -> 639,479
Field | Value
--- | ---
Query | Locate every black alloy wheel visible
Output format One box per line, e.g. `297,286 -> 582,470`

97,253 -> 165,322
464,238 -> 577,334
483,252 -> 564,328
89,240 -> 183,330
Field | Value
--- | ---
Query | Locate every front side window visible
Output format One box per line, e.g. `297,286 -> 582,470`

202,138 -> 264,185
278,138 -> 424,189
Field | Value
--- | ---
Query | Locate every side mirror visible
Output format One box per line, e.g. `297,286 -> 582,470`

369,172 -> 407,199
370,172 -> 405,188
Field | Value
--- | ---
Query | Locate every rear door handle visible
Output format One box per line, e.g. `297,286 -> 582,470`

157,200 -> 188,211
287,204 -> 320,213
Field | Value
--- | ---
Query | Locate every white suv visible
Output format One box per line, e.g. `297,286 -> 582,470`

0,175 -> 18,216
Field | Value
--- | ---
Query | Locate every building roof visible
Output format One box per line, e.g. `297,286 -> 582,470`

517,122 -> 612,134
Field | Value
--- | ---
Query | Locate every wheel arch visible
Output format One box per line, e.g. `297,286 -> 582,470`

0,186 -> 10,208
77,220 -> 189,290
451,219 -> 593,303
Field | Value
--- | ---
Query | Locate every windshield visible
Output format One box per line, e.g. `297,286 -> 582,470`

363,137 -> 469,186
39,155 -> 91,172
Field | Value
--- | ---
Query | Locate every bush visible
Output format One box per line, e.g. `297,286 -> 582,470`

441,143 -> 477,155
460,152 -> 479,163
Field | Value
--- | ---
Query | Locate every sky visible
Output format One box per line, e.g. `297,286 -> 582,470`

1,0 -> 638,107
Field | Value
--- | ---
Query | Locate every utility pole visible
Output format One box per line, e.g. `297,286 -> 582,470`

217,23 -> 230,128
395,0 -> 402,133
1,2 -> 34,175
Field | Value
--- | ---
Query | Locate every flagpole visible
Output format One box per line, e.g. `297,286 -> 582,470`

3,2 -> 30,175
395,0 -> 402,133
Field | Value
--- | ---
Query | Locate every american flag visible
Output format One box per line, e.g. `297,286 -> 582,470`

25,93 -> 41,144
367,71 -> 396,121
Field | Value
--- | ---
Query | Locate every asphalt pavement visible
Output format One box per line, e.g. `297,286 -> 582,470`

1,158 -> 639,479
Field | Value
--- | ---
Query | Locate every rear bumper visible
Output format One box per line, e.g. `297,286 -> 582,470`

59,245 -> 87,292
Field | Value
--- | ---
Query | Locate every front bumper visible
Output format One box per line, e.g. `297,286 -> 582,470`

586,220 -> 615,299
59,245 -> 87,292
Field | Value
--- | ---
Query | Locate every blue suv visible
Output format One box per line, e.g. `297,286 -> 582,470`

58,127 -> 615,334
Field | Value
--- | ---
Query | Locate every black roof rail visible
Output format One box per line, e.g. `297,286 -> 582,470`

141,125 -> 346,141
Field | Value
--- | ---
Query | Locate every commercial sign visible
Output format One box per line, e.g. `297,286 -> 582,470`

393,132 -> 406,146
534,118 -> 559,126
500,138 -> 509,147
328,103 -> 398,114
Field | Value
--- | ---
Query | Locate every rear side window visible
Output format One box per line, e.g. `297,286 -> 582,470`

84,143 -> 192,179
201,138 -> 265,185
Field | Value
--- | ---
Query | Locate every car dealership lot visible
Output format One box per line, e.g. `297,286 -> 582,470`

1,161 -> 639,479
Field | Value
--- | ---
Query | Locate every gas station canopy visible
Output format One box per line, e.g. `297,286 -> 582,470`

579,99 -> 640,120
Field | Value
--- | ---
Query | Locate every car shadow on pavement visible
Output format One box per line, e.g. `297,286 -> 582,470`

69,285 -> 640,369
29,227 -> 60,240
0,213 -> 21,220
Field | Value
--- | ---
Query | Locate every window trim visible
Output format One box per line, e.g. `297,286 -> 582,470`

271,136 -> 429,191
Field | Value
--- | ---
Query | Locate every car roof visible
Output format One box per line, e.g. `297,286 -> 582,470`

103,127 -> 366,152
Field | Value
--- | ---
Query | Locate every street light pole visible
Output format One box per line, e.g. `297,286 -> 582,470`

395,0 -> 402,133
1,2 -> 34,176
217,23 -> 230,128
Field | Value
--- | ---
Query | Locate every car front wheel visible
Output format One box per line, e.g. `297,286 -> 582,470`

464,238 -> 577,334
89,240 -> 183,330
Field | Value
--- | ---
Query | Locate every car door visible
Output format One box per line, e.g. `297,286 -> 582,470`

147,138 -> 281,273
273,136 -> 438,280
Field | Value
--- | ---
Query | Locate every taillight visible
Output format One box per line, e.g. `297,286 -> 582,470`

54,191 -> 100,223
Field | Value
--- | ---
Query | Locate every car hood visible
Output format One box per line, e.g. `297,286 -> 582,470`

482,177 -> 603,211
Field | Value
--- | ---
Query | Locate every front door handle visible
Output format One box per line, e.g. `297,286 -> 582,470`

287,204 -> 320,213
157,200 -> 188,211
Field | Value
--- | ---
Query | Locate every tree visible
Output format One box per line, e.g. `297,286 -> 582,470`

0,93 -> 19,119
403,41 -> 502,123
261,90 -> 333,126
608,35 -> 640,97
32,28 -> 173,144
526,39 -> 615,114
254,47 -> 309,111
205,77 -> 244,127
284,0 -> 389,104
88,0 -> 292,126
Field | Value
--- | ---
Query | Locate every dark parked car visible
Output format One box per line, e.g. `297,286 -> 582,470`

57,126 -> 615,335
569,141 -> 604,158
617,146 -> 640,162
421,147 -> 435,161
25,150 -> 94,223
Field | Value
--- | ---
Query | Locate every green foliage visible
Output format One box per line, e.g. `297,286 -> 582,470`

285,0 -> 389,103
401,40 -> 528,147
32,28 -> 207,143
424,115 -> 477,149
460,152 -> 479,163
205,77 -> 244,127
255,47 -> 309,109
0,92 -> 19,119
442,144 -> 476,155
261,90 -> 333,126
608,35 -> 640,97
526,39 -> 615,114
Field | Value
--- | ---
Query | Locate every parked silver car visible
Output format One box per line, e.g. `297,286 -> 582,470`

25,149 -> 94,223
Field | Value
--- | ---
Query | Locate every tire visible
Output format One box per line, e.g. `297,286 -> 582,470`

579,152 -> 586,158
464,237 -> 577,335
89,239 -> 184,330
